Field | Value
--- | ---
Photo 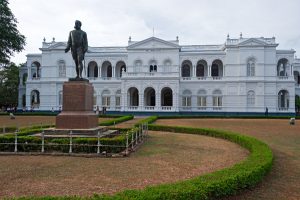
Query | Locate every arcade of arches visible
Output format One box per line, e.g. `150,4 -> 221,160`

128,87 -> 173,107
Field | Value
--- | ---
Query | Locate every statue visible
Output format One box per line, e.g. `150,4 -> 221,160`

65,20 -> 88,79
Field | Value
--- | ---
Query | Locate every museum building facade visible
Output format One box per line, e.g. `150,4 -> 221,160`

18,35 -> 300,114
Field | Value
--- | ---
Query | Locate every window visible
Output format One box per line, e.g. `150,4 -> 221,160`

102,97 -> 110,106
115,96 -> 121,106
182,97 -> 191,107
278,90 -> 289,109
247,91 -> 255,106
197,90 -> 207,108
277,58 -> 289,77
247,58 -> 255,76
213,90 -> 222,107
115,89 -> 121,107
58,60 -> 66,77
101,90 -> 110,107
182,90 -> 192,107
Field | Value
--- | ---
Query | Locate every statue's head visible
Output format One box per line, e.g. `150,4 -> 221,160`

74,20 -> 82,30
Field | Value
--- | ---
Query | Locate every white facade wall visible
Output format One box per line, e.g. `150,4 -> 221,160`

18,36 -> 298,114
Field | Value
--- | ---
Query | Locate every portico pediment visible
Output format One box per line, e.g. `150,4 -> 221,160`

127,37 -> 179,50
238,38 -> 267,47
48,42 -> 67,50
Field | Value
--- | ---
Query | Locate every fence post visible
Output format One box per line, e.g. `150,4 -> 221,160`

126,133 -> 129,155
139,124 -> 142,142
2,126 -> 5,134
69,130 -> 72,154
131,131 -> 134,149
41,129 -> 45,153
97,131 -> 100,154
14,130 -> 18,153
135,130 -> 138,145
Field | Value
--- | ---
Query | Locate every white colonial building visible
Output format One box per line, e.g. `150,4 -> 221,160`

18,35 -> 300,115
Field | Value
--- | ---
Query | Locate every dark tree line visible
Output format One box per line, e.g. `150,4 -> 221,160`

0,0 -> 26,110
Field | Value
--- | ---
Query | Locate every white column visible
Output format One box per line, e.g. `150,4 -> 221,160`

139,93 -> 144,111
28,66 -> 31,80
156,92 -> 161,110
193,65 -> 196,77
208,65 -> 211,77
112,66 -> 115,77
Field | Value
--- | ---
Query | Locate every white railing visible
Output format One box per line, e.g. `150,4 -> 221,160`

123,71 -> 178,77
197,76 -> 207,80
212,76 -> 222,80
278,107 -> 289,111
278,76 -> 289,80
161,106 -> 172,110
144,106 -> 155,110
128,106 -> 138,110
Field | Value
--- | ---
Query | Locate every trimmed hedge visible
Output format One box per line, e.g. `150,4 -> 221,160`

13,123 -> 273,200
134,116 -> 158,127
113,124 -> 272,200
99,115 -> 134,126
79,124 -> 272,200
158,115 -> 299,119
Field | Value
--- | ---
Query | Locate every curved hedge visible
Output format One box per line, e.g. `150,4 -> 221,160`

134,116 -> 158,127
18,123 -> 272,200
99,115 -> 134,126
89,124 -> 273,200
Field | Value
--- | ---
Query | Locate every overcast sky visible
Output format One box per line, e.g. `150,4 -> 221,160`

9,0 -> 300,64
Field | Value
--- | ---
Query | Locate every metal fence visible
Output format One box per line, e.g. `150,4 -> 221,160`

0,123 -> 148,157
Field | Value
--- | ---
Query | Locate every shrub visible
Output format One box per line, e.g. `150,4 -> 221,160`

99,115 -> 134,126
134,116 -> 158,127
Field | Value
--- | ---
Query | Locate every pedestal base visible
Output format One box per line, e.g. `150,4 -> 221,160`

56,111 -> 98,129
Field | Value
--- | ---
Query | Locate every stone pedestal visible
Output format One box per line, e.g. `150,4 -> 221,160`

56,81 -> 98,129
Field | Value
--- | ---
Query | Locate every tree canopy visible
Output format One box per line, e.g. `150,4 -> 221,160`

0,0 -> 26,66
0,62 -> 20,109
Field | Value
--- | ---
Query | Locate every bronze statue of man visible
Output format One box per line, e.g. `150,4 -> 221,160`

65,20 -> 88,79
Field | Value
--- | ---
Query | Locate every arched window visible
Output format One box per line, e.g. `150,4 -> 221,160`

212,90 -> 222,108
247,58 -> 255,76
31,61 -> 41,79
196,60 -> 208,77
150,65 -> 154,72
144,87 -> 156,106
128,87 -> 139,107
58,60 -> 66,77
247,90 -> 255,106
161,87 -> 173,106
87,61 -> 98,78
115,90 -> 121,108
294,71 -> 300,84
30,90 -> 40,108
101,61 -> 112,78
197,90 -> 207,108
182,90 -> 192,107
181,60 -> 192,77
116,61 -> 126,78
277,58 -> 289,76
211,60 -> 223,77
101,90 -> 110,107
149,60 -> 157,72
278,90 -> 289,110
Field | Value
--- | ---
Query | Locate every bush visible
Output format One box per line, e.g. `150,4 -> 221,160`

99,115 -> 134,126
134,116 -> 158,127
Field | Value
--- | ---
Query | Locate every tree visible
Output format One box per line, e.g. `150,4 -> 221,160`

0,62 -> 19,109
0,0 -> 26,66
